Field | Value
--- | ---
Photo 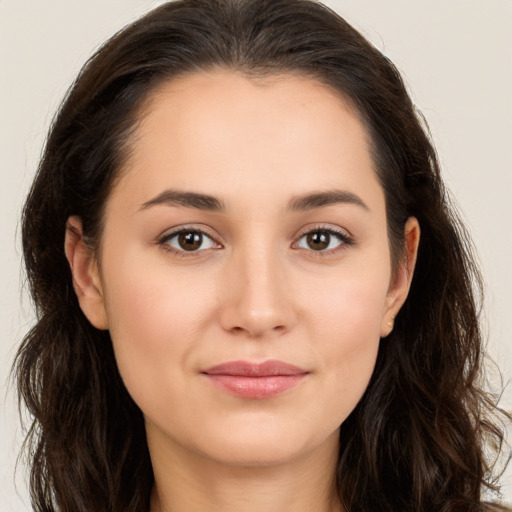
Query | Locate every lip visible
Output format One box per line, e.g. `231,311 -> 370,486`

201,360 -> 309,399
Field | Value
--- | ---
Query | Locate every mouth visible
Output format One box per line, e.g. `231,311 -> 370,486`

201,360 -> 309,399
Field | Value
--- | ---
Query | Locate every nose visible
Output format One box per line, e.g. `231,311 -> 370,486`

218,242 -> 297,339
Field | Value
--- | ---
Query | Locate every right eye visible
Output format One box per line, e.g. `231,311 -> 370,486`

159,228 -> 219,255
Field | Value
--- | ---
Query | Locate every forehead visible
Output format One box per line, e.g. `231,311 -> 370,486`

111,69 -> 382,214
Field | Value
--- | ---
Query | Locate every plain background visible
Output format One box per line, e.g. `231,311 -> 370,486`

1,1 -> 511,510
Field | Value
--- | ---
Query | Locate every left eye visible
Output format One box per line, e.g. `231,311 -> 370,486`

295,229 -> 348,252
161,230 -> 217,252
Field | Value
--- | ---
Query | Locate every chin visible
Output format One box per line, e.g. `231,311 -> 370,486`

191,418 -> 341,469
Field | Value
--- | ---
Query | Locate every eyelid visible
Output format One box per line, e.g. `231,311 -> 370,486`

157,225 -> 223,256
292,224 -> 355,255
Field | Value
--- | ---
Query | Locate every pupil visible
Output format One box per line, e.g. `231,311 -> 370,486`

179,232 -> 202,251
308,231 -> 329,250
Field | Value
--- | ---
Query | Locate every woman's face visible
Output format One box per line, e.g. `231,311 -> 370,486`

69,70 -> 417,468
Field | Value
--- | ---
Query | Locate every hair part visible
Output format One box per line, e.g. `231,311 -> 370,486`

15,1 -> 510,511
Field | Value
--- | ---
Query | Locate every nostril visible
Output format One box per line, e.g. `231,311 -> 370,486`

228,324 -> 287,337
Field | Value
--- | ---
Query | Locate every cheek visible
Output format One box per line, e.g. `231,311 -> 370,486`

302,269 -> 389,416
100,252 -> 217,406
305,257 -> 390,343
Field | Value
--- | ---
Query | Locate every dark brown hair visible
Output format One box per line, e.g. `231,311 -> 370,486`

15,0 -> 510,511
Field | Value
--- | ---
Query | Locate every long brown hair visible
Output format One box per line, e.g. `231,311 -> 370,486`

15,1 -> 510,511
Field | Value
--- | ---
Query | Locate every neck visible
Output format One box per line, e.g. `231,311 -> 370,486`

148,429 -> 343,512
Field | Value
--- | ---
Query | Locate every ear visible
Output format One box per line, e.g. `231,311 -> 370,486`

380,217 -> 420,337
64,216 -> 109,330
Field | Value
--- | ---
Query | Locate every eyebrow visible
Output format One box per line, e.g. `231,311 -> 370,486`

140,188 -> 369,212
140,190 -> 226,211
287,190 -> 369,212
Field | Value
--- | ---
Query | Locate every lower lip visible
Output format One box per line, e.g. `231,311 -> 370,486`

204,374 -> 307,399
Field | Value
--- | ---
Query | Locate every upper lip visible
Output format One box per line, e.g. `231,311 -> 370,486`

202,360 -> 309,377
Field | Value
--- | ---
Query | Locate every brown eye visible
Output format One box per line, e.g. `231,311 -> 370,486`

296,228 -> 351,253
306,231 -> 330,251
161,229 -> 217,253
178,231 -> 203,251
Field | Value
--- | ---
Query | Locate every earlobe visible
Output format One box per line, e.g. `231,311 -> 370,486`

64,216 -> 109,330
380,217 -> 420,337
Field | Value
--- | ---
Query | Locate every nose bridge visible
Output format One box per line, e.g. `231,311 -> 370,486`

219,233 -> 294,337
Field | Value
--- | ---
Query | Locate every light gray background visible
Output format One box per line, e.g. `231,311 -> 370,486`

1,1 -> 511,510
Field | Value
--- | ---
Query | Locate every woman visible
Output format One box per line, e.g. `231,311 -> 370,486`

14,0 -> 510,511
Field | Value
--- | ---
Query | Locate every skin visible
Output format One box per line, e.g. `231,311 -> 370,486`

65,70 -> 420,512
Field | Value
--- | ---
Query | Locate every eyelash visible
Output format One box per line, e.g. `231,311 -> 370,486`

157,225 -> 354,258
295,226 -> 354,258
157,226 -> 220,258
